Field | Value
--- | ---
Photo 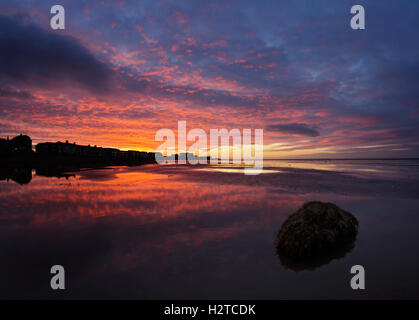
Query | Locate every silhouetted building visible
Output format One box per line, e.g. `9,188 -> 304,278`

35,140 -> 155,163
0,134 -> 32,155
0,138 -> 8,155
11,134 -> 32,153
1,135 -> 155,166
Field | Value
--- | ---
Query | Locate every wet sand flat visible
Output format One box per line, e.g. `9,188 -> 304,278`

0,160 -> 418,299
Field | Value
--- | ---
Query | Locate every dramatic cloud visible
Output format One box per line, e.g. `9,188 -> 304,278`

0,0 -> 418,158
267,123 -> 319,137
0,15 -> 112,93
0,88 -> 33,100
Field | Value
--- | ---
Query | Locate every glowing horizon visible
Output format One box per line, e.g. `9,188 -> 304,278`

1,1 -> 419,159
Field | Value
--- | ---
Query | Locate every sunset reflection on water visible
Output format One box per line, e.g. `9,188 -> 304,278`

1,161 -> 419,299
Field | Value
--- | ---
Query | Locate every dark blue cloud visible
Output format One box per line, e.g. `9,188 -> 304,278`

0,14 -> 112,93
268,123 -> 319,137
0,88 -> 33,100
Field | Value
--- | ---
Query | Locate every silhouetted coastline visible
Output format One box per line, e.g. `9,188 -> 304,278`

0,135 -> 157,181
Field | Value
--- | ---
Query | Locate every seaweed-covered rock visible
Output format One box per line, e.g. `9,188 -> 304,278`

276,201 -> 358,261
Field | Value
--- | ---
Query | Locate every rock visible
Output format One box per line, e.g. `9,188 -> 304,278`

276,201 -> 358,262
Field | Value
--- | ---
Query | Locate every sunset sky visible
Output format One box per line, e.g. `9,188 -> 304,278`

1,0 -> 418,158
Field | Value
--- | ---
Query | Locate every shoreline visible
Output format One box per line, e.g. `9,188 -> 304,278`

0,153 -> 157,168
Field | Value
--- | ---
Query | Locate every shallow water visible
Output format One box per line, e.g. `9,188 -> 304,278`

1,160 -> 419,299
